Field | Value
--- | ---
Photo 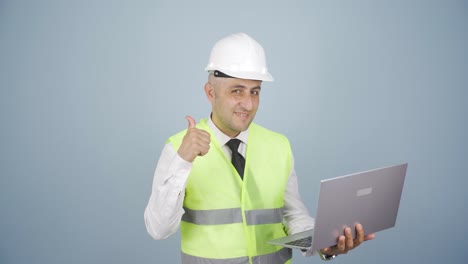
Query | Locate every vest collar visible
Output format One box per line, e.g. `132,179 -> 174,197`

206,115 -> 249,146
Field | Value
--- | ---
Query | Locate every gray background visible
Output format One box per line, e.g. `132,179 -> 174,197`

1,0 -> 467,263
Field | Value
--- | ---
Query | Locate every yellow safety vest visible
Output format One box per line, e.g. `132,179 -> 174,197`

168,118 -> 293,264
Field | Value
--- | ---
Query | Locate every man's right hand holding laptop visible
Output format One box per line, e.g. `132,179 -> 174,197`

318,223 -> 375,260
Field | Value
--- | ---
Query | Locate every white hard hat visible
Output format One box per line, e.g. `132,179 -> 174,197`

205,33 -> 274,82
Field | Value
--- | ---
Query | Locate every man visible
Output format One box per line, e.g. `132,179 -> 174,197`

144,33 -> 374,263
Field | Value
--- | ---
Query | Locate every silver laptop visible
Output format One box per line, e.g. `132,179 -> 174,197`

268,163 -> 407,252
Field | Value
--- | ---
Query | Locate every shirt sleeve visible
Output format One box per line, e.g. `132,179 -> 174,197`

283,156 -> 315,234
144,142 -> 192,240
282,156 -> 317,257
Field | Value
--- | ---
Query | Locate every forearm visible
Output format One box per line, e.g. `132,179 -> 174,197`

282,158 -> 317,257
144,143 -> 191,240
282,159 -> 315,235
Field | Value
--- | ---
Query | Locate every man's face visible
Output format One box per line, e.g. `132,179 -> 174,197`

205,77 -> 262,138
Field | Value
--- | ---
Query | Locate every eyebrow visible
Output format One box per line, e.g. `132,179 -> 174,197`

229,85 -> 262,90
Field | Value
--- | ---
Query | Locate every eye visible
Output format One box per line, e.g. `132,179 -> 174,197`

232,89 -> 242,94
251,90 -> 260,96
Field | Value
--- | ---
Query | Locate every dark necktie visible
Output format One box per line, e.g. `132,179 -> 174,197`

226,139 -> 245,179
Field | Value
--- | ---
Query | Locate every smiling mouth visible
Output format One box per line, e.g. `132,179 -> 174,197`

235,112 -> 249,119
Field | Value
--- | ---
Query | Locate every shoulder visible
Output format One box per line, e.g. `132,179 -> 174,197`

166,129 -> 187,149
249,122 -> 290,144
166,118 -> 210,148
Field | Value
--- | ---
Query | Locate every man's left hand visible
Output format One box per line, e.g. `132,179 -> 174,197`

320,223 -> 375,256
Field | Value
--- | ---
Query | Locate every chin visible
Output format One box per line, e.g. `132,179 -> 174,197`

238,124 -> 251,132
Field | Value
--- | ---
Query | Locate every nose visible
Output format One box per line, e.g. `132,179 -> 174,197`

239,94 -> 254,110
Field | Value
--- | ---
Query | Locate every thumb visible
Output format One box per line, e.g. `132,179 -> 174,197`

185,115 -> 196,129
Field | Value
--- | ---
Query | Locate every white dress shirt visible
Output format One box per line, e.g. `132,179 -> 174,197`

144,117 -> 315,248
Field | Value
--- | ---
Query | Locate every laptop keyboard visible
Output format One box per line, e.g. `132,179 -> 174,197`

285,236 -> 312,247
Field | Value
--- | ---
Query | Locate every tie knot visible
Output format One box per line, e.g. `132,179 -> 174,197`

226,138 -> 242,152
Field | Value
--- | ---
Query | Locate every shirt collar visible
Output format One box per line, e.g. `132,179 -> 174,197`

207,116 -> 249,146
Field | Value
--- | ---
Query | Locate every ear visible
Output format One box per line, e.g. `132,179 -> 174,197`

204,82 -> 215,103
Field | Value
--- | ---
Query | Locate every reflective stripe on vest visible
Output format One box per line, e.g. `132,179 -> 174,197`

182,247 -> 292,264
182,207 -> 284,225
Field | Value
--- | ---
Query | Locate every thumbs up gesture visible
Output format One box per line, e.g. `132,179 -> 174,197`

177,116 -> 211,162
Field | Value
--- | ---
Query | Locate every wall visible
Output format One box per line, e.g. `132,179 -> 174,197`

1,1 -> 467,263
